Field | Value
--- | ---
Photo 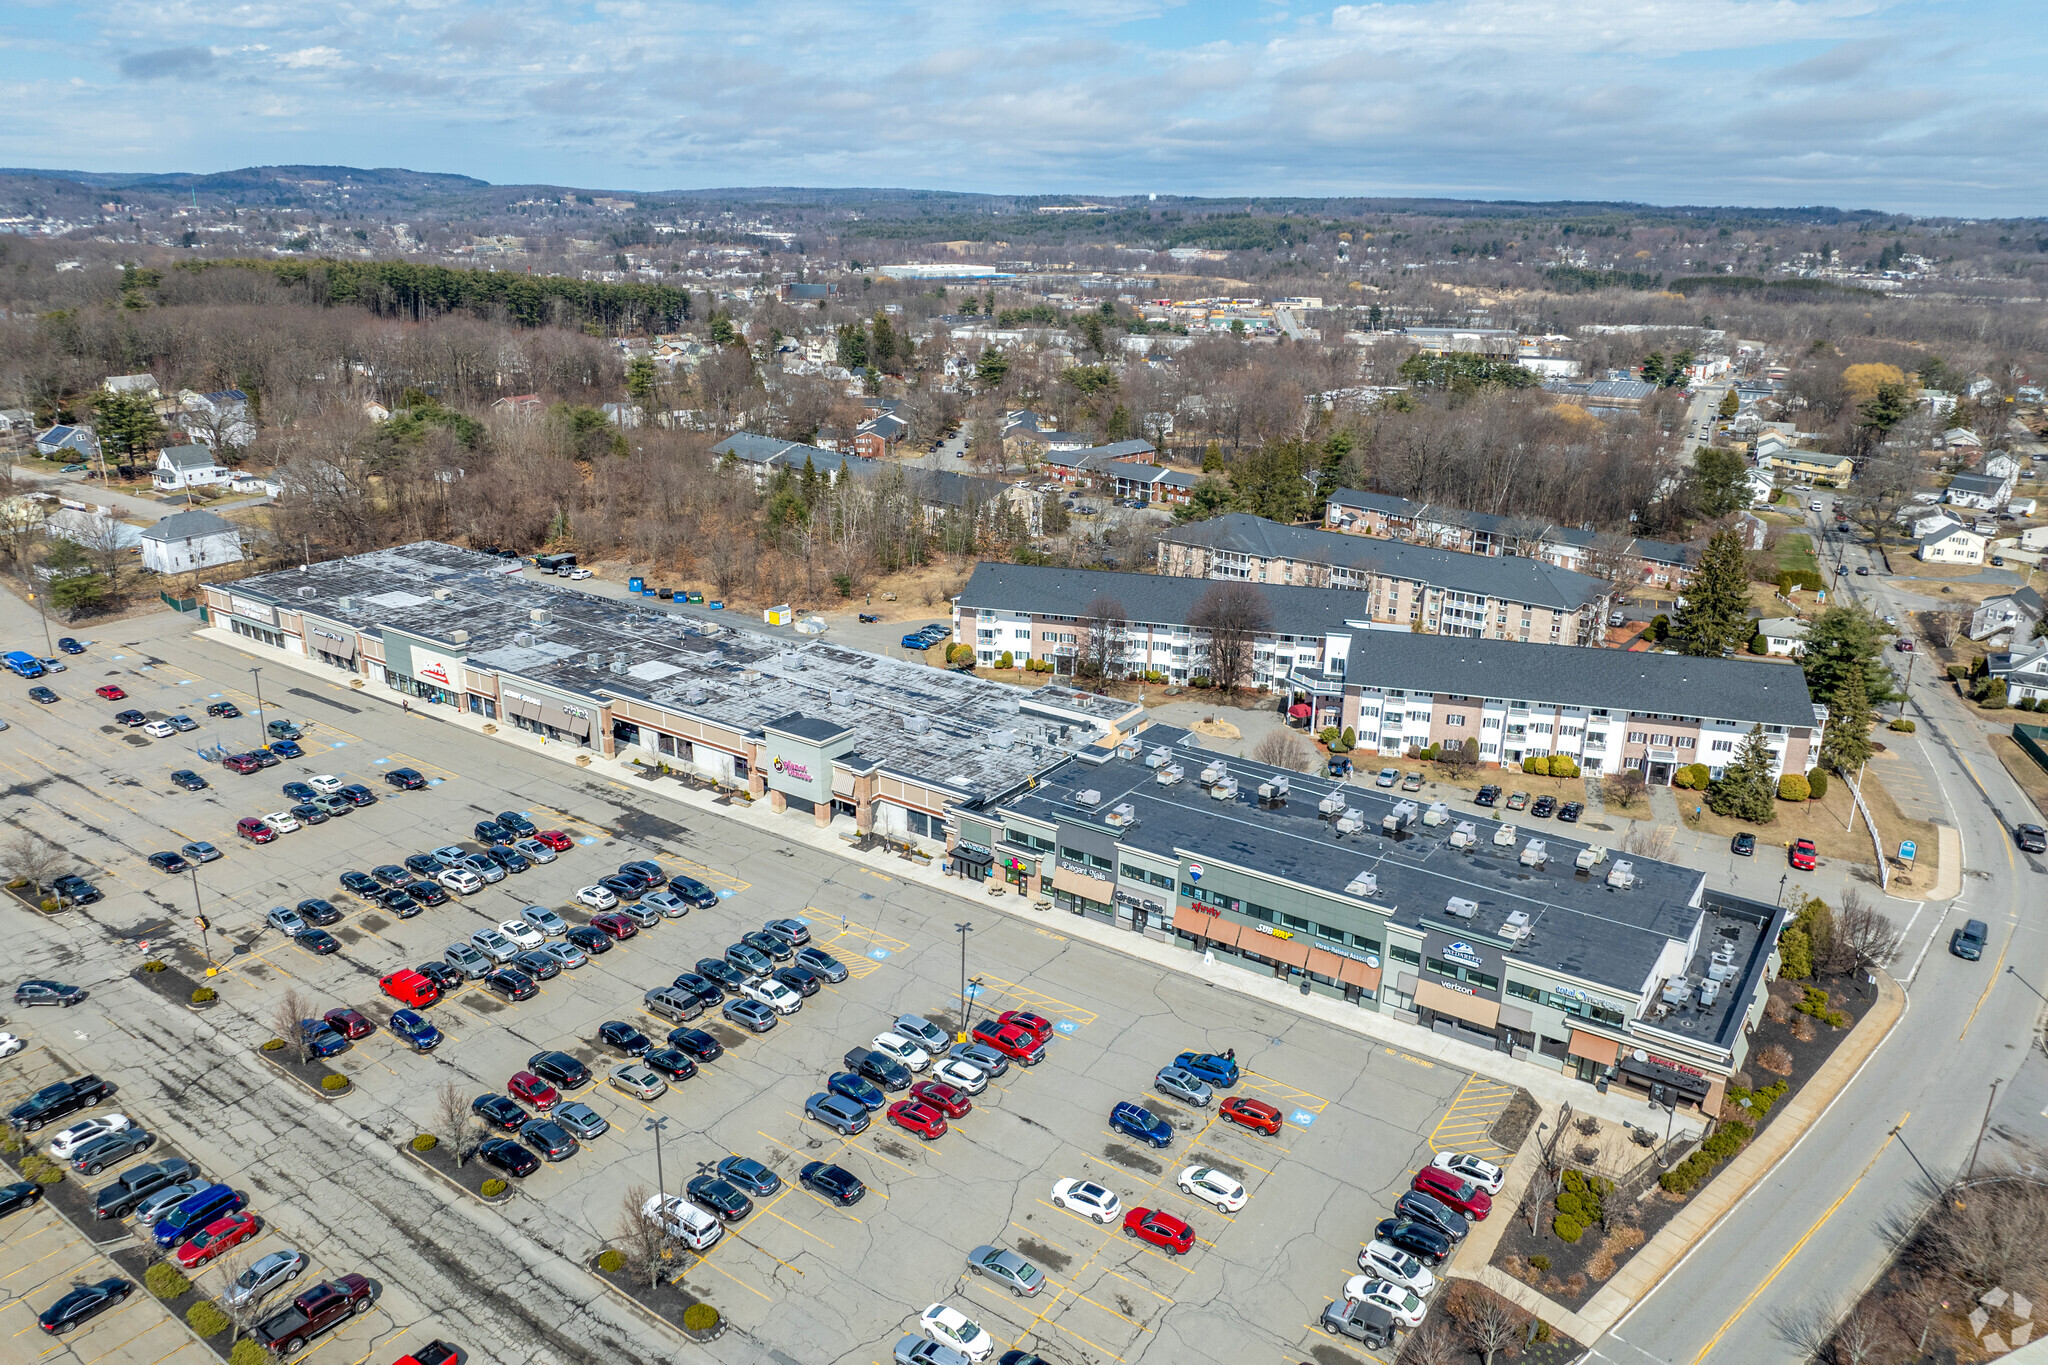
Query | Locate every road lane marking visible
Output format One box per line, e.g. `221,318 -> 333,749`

1961,923 -> 2016,1040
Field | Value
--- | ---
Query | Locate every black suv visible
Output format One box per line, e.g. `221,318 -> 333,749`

383,767 -> 427,790
842,1046 -> 912,1092
1530,796 -> 1556,819
527,1051 -> 591,1089
1474,785 -> 1501,807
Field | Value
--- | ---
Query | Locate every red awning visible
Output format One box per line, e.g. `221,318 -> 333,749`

1288,704 -> 1312,719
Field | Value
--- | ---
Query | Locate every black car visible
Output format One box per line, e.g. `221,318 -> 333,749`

643,1047 -> 698,1082
147,852 -> 190,874
338,784 -> 377,807
1394,1189 -> 1469,1243
373,864 -> 411,887
296,929 -> 342,955
1,1180 -> 43,1218
338,870 -> 382,897
27,686 -> 57,704
114,708 -> 147,727
1558,801 -> 1584,823
2019,823 -> 2048,854
380,889 -> 422,917
52,874 -> 101,904
38,1277 -> 133,1333
598,1020 -> 652,1055
404,853 -> 442,877
564,925 -> 613,955
528,1051 -> 592,1089
13,980 -> 90,1008
741,930 -> 794,962
1530,796 -> 1556,819
1374,1216 -> 1452,1265
472,1094 -> 528,1132
717,1155 -> 781,1197
799,1161 -> 865,1206
296,897 -> 342,925
512,950 -> 560,981
407,880 -> 451,907
666,1028 -> 723,1062
485,846 -> 531,874
473,820 -> 509,844
415,961 -> 464,992
291,802 -> 327,826
206,701 -> 241,718
496,811 -> 538,838
482,969 -> 536,1001
1731,831 -> 1757,857
597,874 -> 644,902
667,875 -> 719,908
1474,785 -> 1501,807
670,972 -> 724,1007
478,1138 -> 540,1177
519,1118 -> 579,1161
695,958 -> 748,991
250,750 -> 280,768
617,859 -> 666,888
686,1175 -> 753,1221
384,767 -> 427,790
170,769 -> 209,791
94,1159 -> 199,1219
773,965 -> 823,997
282,781 -> 317,803
843,1046 -> 912,1091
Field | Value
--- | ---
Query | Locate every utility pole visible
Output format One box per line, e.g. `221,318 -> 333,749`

1967,1079 -> 2001,1179
954,921 -> 973,1042
644,1114 -> 670,1201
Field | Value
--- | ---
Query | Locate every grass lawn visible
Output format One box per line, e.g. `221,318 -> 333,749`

1777,532 -> 1819,576
1991,733 -> 2048,820
1679,767 -> 1936,875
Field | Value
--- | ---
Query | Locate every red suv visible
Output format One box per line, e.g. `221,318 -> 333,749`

970,1019 -> 1045,1064
221,754 -> 262,775
909,1080 -> 972,1117
887,1100 -> 948,1140
1122,1207 -> 1196,1254
590,911 -> 637,939
236,816 -> 276,843
534,830 -> 574,851
1411,1165 -> 1492,1220
507,1071 -> 559,1110
997,1009 -> 1054,1040
1219,1096 -> 1283,1135
1789,838 -> 1818,871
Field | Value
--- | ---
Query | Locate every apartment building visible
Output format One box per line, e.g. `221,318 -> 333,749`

1325,490 -> 1696,588
1157,513 -> 1611,645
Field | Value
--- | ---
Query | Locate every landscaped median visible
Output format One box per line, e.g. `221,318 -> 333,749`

400,1134 -> 516,1205
588,1248 -> 724,1342
254,1039 -> 353,1098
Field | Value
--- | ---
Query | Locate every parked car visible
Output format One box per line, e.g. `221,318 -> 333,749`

1474,784 -> 1501,806
1110,1101 -> 1173,1149
805,1093 -> 871,1136
1154,1066 -> 1213,1107
1373,1216 -> 1452,1265
1051,1177 -> 1121,1222
1952,918 -> 1989,961
1121,1207 -> 1195,1254
1411,1164 -> 1492,1219
1172,1051 -> 1239,1086
800,1160 -> 865,1205
1177,1164 -> 1247,1211
1790,838 -> 1818,870
965,1244 -> 1043,1298
1731,831 -> 1756,857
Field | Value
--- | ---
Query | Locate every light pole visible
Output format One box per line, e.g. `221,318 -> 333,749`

249,666 -> 267,749
189,865 -> 211,965
644,1114 -> 670,1201
1967,1079 -> 2001,1180
954,921 -> 972,1042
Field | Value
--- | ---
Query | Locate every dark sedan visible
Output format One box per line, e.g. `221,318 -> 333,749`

379,889 -> 421,917
478,1138 -> 540,1177
666,1028 -> 723,1062
472,1094 -> 528,1133
486,846 -> 531,875
296,929 -> 342,955
282,781 -> 317,803
338,784 -> 377,807
717,1155 -> 781,1197
695,958 -> 749,992
146,851 -> 190,874
519,1118 -> 579,1161
598,1020 -> 652,1055
403,852 -> 442,876
800,1161 -> 865,1206
1,1180 -> 44,1218
1558,801 -> 1584,823
564,925 -> 614,955
406,880 -> 451,907
373,863 -> 411,887
643,1047 -> 698,1082
170,770 -> 209,791
512,950 -> 560,981
829,1071 -> 888,1112
1530,795 -> 1556,819
669,972 -> 724,1006
1731,831 -> 1757,857
741,930 -> 794,962
597,874 -> 645,902
686,1175 -> 752,1222
338,870 -> 382,897
38,1277 -> 133,1334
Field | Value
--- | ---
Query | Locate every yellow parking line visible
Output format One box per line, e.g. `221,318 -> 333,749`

1196,1143 -> 1272,1175
1097,1265 -> 1174,1303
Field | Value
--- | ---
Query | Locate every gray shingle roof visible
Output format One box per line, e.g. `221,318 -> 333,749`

960,561 -> 1370,638
1160,514 -> 1611,609
140,509 -> 240,542
158,445 -> 221,470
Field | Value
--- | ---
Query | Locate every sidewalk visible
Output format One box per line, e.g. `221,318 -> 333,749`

196,624 -> 1709,1136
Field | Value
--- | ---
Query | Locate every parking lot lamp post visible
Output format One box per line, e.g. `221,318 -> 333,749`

644,1114 -> 670,1200
189,866 -> 211,964
954,921 -> 972,1041
250,666 -> 266,749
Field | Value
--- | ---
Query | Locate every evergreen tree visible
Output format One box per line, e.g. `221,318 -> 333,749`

1665,350 -> 1694,387
1316,430 -> 1354,509
974,345 -> 1008,389
1817,663 -> 1877,772
870,313 -> 897,373
1718,387 -> 1740,418
1859,381 -> 1910,433
90,391 -> 164,458
1673,528 -> 1751,656
1080,314 -> 1107,356
836,324 -> 869,372
1104,405 -> 1132,442
1803,606 -> 1900,706
1640,351 -> 1666,385
798,455 -> 825,509
625,356 -> 657,407
1707,724 -> 1779,823
1201,441 -> 1224,473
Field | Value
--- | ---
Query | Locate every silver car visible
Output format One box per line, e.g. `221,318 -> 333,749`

948,1041 -> 1009,1078
520,905 -> 568,936
966,1244 -> 1044,1297
642,891 -> 690,918
555,1102 -> 609,1141
265,906 -> 307,935
1154,1065 -> 1214,1108
895,1014 -> 949,1053
470,928 -> 519,962
224,1249 -> 309,1308
135,1179 -> 209,1226
514,838 -> 557,864
444,943 -> 491,979
460,854 -> 507,884
541,941 -> 587,970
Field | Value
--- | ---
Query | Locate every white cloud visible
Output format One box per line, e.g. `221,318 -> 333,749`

277,45 -> 342,67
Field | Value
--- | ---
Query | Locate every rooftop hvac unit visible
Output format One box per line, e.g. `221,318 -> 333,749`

1697,977 -> 1722,1007
1519,840 -> 1548,867
1318,791 -> 1346,817
1345,871 -> 1379,899
1075,789 -> 1103,808
584,653 -> 604,667
1146,747 -> 1172,770
1199,761 -> 1228,786
987,729 -> 1016,751
684,686 -> 708,705
1210,776 -> 1238,800
1335,809 -> 1365,834
1449,820 -> 1477,849
905,714 -> 932,734
1383,800 -> 1418,835
1605,859 -> 1636,888
1257,777 -> 1289,808
1501,908 -> 1533,942
609,661 -> 628,674
831,689 -> 852,708
780,652 -> 805,671
1706,960 -> 1737,983
1493,824 -> 1519,847
432,587 -> 453,601
1422,801 -> 1450,827
338,597 -> 354,612
530,608 -> 552,625
1575,844 -> 1609,870
296,585 -> 316,599
1117,739 -> 1140,760
1444,896 -> 1479,919
1157,764 -> 1183,786
1105,803 -> 1135,828
450,628 -> 469,644
612,650 -> 629,664
1662,980 -> 1692,1007
513,632 -> 534,648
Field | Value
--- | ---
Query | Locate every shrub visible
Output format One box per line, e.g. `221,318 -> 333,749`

1339,726 -> 1356,751
597,1250 -> 625,1273
997,651 -> 1014,669
1806,770 -> 1828,800
1777,774 -> 1810,802
683,1304 -> 721,1333
481,1178 -> 508,1197
411,1134 -> 438,1152
1981,678 -> 2009,709
1190,674 -> 1212,689
145,1262 -> 192,1300
1726,1080 -> 1789,1118
1319,726 -> 1339,747
1889,717 -> 1916,732
261,1038 -> 285,1052
1556,1191 -> 1586,1221
142,960 -> 168,973
40,899 -> 57,913
1777,925 -> 1813,979
1549,754 -> 1580,778
1528,1254 -> 1551,1272
1562,1169 -> 1586,1193
231,1339 -> 269,1365
187,1301 -> 231,1337
1535,1320 -> 1554,1343
1553,1215 -> 1585,1242
320,1073 -> 350,1092
1522,755 -> 1551,776
1756,1043 -> 1795,1075
1749,632 -> 1768,655
190,987 -> 216,1004
0,1131 -> 19,1155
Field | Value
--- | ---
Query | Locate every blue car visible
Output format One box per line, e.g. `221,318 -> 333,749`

900,631 -> 931,650
1173,1051 -> 1240,1087
56,637 -> 84,654
389,1009 -> 442,1052
1110,1100 -> 1173,1149
265,740 -> 304,759
667,875 -> 719,909
300,1022 -> 350,1057
828,1071 -> 888,1112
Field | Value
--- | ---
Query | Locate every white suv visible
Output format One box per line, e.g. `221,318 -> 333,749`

642,1192 -> 722,1250
872,1032 -> 930,1071
742,978 -> 803,1015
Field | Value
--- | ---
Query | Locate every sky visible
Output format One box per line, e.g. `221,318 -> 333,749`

3,0 -> 2045,216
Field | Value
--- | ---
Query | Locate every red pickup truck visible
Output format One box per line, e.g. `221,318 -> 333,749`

251,1274 -> 375,1355
379,970 -> 441,1009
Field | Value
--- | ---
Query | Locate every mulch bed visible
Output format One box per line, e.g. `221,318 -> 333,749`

106,1245 -> 236,1361
1489,1089 -> 1540,1151
131,962 -> 214,1010
402,1141 -> 517,1204
252,1046 -> 351,1099
587,1253 -> 725,1341
1489,970 -> 1876,1311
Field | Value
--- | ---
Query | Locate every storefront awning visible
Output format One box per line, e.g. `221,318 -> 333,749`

1336,956 -> 1382,990
1619,1054 -> 1712,1098
1246,931 -> 1311,968
1567,1029 -> 1623,1066
1052,864 -> 1111,899
1413,979 -> 1501,1029
950,845 -> 993,867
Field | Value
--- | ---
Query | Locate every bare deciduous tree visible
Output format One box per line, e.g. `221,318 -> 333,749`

1449,1281 -> 1529,1365
1190,581 -> 1271,693
1252,729 -> 1316,773
1396,1319 -> 1463,1365
2,831 -> 72,899
433,1079 -> 479,1167
616,1184 -> 679,1290
1076,594 -> 1128,685
270,987 -> 314,1063
1833,889 -> 1903,974
1919,609 -> 1963,650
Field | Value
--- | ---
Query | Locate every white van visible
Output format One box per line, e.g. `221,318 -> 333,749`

643,1192 -> 722,1250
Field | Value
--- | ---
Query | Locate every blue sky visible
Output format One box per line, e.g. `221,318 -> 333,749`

3,0 -> 2044,215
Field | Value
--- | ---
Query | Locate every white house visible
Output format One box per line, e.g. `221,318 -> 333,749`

1906,508 -> 1965,541
1970,587 -> 2044,642
1756,617 -> 1810,657
102,373 -> 160,399
139,509 -> 243,575
153,445 -> 231,491
1983,452 -> 2023,483
1945,471 -> 2014,510
1741,468 -> 1777,506
1992,638 -> 2048,703
1918,523 -> 1987,564
2011,498 -> 2038,518
1943,426 -> 1984,449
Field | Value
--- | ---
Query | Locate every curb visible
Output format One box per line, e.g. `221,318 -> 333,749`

400,1145 -> 517,1206
253,1048 -> 350,1101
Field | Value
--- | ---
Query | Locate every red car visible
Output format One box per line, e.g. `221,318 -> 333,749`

221,754 -> 262,775
380,969 -> 441,1008
590,911 -> 637,939
534,830 -> 574,852
887,1100 -> 948,1140
1218,1096 -> 1283,1136
970,1019 -> 1044,1063
94,684 -> 127,701
909,1080 -> 972,1118
1411,1165 -> 1492,1220
507,1071 -> 559,1110
236,816 -> 276,843
174,1211 -> 259,1268
323,1008 -> 375,1040
1122,1207 -> 1195,1254
1789,838 -> 1818,871
997,1009 -> 1054,1040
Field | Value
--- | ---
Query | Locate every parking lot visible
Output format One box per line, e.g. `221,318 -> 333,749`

1,606 -> 1485,1365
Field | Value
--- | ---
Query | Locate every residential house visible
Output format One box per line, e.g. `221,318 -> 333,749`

1983,452 -> 2023,483
1991,638 -> 2048,703
0,408 -> 34,447
1041,440 -> 1161,496
1945,471 -> 2015,510
1741,468 -> 1777,506
1942,427 -> 1984,449
600,403 -> 642,429
1758,448 -> 1855,485
152,445 -> 231,491
1755,618 -> 1810,657
1969,587 -> 2044,642
490,395 -> 544,421
176,388 -> 256,448
33,425 -> 99,460
102,373 -> 160,399
2009,498 -> 2037,518
1917,523 -> 1987,564
1323,488 -> 1692,588
139,508 -> 244,575
853,411 -> 908,459
709,432 -> 878,489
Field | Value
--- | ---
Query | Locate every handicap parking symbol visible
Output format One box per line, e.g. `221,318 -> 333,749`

1054,1019 -> 1078,1035
965,982 -> 984,999
1291,1110 -> 1318,1127
717,888 -> 734,899
869,948 -> 892,961
426,777 -> 443,786
577,837 -> 598,846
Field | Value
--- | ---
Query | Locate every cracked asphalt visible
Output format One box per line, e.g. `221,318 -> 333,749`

0,605 -> 1475,1365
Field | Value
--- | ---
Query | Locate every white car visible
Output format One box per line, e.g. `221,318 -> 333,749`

1343,1275 -> 1427,1328
47,1114 -> 132,1160
872,1032 -> 930,1072
742,978 -> 803,1015
143,720 -> 175,738
0,1032 -> 25,1060
918,1304 -> 993,1363
1177,1165 -> 1247,1212
520,904 -> 568,936
498,918 -> 546,949
470,927 -> 519,961
514,837 -> 557,864
263,810 -> 301,833
1432,1150 -> 1505,1195
307,775 -> 346,795
642,1192 -> 722,1251
576,885 -> 618,910
564,567 -> 593,580
1359,1240 -> 1437,1297
932,1058 -> 988,1094
1051,1177 -> 1121,1223
438,868 -> 485,894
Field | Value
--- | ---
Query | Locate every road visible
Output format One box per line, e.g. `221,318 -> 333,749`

1590,498 -> 2047,1365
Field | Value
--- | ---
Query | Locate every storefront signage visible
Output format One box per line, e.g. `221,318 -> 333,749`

310,626 -> 348,644
1442,940 -> 1488,970
1187,863 -> 1203,881
955,841 -> 992,857
1635,1049 -> 1705,1079
1439,980 -> 1477,995
229,595 -> 275,626
773,756 -> 814,783
419,660 -> 452,686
